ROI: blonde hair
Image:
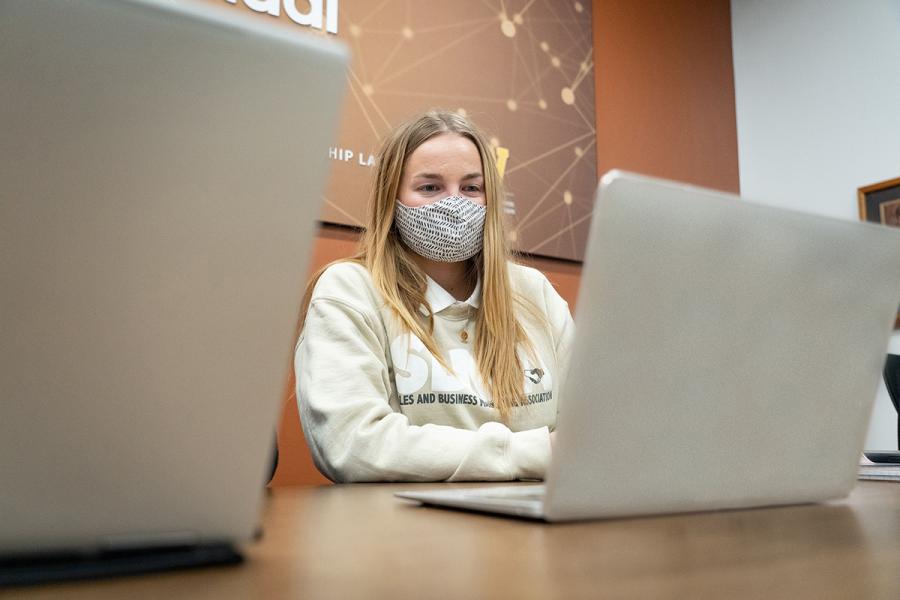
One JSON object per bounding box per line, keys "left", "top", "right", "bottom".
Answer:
{"left": 300, "top": 110, "right": 534, "bottom": 419}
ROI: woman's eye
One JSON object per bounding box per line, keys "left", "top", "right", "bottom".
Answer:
{"left": 464, "top": 185, "right": 482, "bottom": 193}
{"left": 418, "top": 184, "right": 439, "bottom": 193}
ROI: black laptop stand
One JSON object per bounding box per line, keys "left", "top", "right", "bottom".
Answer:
{"left": 885, "top": 354, "right": 900, "bottom": 447}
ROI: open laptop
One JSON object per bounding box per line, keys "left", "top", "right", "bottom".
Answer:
{"left": 397, "top": 171, "right": 900, "bottom": 521}
{"left": 0, "top": 0, "right": 346, "bottom": 580}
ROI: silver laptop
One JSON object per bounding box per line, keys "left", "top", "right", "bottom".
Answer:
{"left": 0, "top": 0, "right": 347, "bottom": 559}
{"left": 397, "top": 171, "right": 900, "bottom": 521}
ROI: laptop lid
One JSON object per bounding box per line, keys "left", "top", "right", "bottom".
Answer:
{"left": 544, "top": 171, "right": 900, "bottom": 521}
{"left": 0, "top": 0, "right": 347, "bottom": 554}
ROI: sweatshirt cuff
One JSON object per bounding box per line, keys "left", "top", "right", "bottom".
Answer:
{"left": 508, "top": 426, "right": 551, "bottom": 480}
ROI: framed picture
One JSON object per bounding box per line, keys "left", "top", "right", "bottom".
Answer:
{"left": 858, "top": 176, "right": 900, "bottom": 226}
{"left": 858, "top": 176, "right": 900, "bottom": 328}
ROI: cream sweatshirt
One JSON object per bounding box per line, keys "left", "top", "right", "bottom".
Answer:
{"left": 295, "top": 261, "right": 574, "bottom": 482}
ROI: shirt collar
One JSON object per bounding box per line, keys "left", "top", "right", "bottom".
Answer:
{"left": 423, "top": 274, "right": 481, "bottom": 313}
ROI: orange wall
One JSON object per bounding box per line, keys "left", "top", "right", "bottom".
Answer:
{"left": 593, "top": 0, "right": 740, "bottom": 193}
{"left": 272, "top": 0, "right": 739, "bottom": 486}
{"left": 270, "top": 226, "right": 358, "bottom": 486}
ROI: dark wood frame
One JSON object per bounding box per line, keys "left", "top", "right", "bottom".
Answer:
{"left": 857, "top": 177, "right": 900, "bottom": 329}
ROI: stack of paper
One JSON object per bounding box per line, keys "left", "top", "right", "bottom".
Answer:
{"left": 858, "top": 464, "right": 900, "bottom": 482}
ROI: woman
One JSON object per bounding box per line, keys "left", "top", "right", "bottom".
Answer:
{"left": 295, "top": 110, "right": 574, "bottom": 482}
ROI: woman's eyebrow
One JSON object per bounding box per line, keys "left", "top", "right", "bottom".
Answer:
{"left": 461, "top": 172, "right": 484, "bottom": 180}
{"left": 411, "top": 172, "right": 443, "bottom": 180}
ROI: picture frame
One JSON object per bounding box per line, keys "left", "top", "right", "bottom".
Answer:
{"left": 859, "top": 176, "right": 900, "bottom": 226}
{"left": 857, "top": 176, "right": 900, "bottom": 329}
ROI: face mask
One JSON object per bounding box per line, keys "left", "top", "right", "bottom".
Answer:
{"left": 394, "top": 195, "right": 487, "bottom": 262}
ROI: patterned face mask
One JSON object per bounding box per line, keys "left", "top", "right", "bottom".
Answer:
{"left": 394, "top": 195, "right": 487, "bottom": 262}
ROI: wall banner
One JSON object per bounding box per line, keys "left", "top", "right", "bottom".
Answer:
{"left": 215, "top": 0, "right": 597, "bottom": 261}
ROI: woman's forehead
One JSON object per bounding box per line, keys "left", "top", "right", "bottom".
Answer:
{"left": 405, "top": 133, "right": 482, "bottom": 175}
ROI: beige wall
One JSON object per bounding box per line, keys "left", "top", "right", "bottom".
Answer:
{"left": 273, "top": 0, "right": 740, "bottom": 486}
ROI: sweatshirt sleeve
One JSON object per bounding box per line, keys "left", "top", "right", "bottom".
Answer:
{"left": 296, "top": 295, "right": 551, "bottom": 483}
{"left": 541, "top": 276, "right": 576, "bottom": 405}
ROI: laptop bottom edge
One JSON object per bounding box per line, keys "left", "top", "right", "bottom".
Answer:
{"left": 0, "top": 542, "right": 244, "bottom": 588}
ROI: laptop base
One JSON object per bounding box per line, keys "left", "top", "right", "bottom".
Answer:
{"left": 396, "top": 485, "right": 547, "bottom": 520}
{"left": 0, "top": 543, "right": 243, "bottom": 588}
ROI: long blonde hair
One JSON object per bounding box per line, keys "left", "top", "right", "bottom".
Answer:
{"left": 301, "top": 110, "right": 533, "bottom": 419}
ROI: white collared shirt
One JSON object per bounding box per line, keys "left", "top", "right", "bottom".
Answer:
{"left": 422, "top": 274, "right": 482, "bottom": 313}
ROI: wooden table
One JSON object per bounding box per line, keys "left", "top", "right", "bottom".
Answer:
{"left": 7, "top": 482, "right": 900, "bottom": 599}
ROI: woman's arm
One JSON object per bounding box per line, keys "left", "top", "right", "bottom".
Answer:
{"left": 542, "top": 277, "right": 575, "bottom": 394}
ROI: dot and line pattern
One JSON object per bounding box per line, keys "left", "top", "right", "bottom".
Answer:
{"left": 212, "top": 0, "right": 597, "bottom": 261}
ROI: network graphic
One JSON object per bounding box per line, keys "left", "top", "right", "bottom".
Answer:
{"left": 215, "top": 0, "right": 597, "bottom": 261}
